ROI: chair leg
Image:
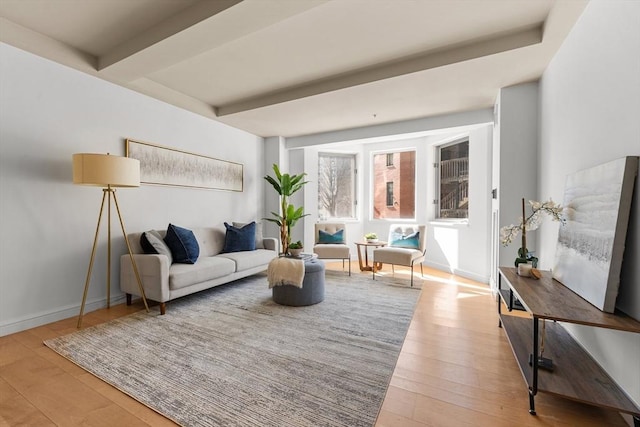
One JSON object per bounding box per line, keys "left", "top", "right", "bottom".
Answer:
{"left": 410, "top": 264, "right": 414, "bottom": 287}
{"left": 420, "top": 263, "right": 424, "bottom": 277}
{"left": 348, "top": 258, "right": 351, "bottom": 276}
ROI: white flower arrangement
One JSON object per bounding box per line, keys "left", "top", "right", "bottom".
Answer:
{"left": 500, "top": 199, "right": 565, "bottom": 248}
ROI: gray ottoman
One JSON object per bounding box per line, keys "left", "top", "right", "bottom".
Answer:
{"left": 272, "top": 258, "right": 325, "bottom": 306}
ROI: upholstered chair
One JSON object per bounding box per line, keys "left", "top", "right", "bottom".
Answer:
{"left": 372, "top": 224, "right": 426, "bottom": 286}
{"left": 313, "top": 223, "right": 351, "bottom": 275}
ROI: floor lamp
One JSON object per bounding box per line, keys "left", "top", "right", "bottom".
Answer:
{"left": 73, "top": 153, "right": 149, "bottom": 328}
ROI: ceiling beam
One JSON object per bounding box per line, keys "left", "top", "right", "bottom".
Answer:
{"left": 98, "top": 0, "right": 329, "bottom": 82}
{"left": 217, "top": 25, "right": 543, "bottom": 117}
{"left": 0, "top": 17, "right": 98, "bottom": 72}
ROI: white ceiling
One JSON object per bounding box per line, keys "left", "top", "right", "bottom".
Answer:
{"left": 0, "top": 0, "right": 587, "bottom": 138}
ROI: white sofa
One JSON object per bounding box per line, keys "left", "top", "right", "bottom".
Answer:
{"left": 120, "top": 227, "right": 277, "bottom": 314}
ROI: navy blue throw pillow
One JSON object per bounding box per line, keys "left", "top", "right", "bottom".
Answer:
{"left": 164, "top": 224, "right": 199, "bottom": 264}
{"left": 223, "top": 221, "right": 256, "bottom": 253}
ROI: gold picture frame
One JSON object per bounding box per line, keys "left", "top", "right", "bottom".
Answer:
{"left": 125, "top": 139, "right": 243, "bottom": 191}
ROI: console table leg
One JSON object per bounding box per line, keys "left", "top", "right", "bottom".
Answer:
{"left": 532, "top": 317, "right": 539, "bottom": 393}
{"left": 528, "top": 392, "right": 536, "bottom": 415}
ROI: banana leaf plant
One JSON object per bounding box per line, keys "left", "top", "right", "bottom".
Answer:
{"left": 263, "top": 164, "right": 309, "bottom": 255}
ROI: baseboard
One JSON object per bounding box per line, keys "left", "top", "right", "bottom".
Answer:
{"left": 0, "top": 294, "right": 126, "bottom": 337}
{"left": 421, "top": 260, "right": 489, "bottom": 284}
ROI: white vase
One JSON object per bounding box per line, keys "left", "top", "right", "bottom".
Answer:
{"left": 517, "top": 263, "right": 532, "bottom": 277}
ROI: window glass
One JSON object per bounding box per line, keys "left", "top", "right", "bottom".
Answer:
{"left": 386, "top": 182, "right": 394, "bottom": 206}
{"left": 318, "top": 153, "right": 357, "bottom": 219}
{"left": 372, "top": 151, "right": 415, "bottom": 219}
{"left": 438, "top": 140, "right": 469, "bottom": 219}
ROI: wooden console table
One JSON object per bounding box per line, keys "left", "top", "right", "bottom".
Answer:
{"left": 497, "top": 267, "right": 640, "bottom": 425}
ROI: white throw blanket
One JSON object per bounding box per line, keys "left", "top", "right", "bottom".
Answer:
{"left": 268, "top": 257, "right": 305, "bottom": 288}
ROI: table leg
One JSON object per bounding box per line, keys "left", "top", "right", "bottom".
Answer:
{"left": 357, "top": 245, "right": 367, "bottom": 271}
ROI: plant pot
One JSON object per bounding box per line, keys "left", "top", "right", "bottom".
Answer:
{"left": 366, "top": 239, "right": 378, "bottom": 243}
{"left": 289, "top": 248, "right": 303, "bottom": 257}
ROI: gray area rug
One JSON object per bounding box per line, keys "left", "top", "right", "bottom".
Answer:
{"left": 45, "top": 271, "right": 420, "bottom": 427}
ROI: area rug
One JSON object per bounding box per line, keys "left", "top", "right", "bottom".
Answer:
{"left": 45, "top": 271, "right": 420, "bottom": 427}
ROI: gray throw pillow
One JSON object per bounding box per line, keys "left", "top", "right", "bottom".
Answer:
{"left": 141, "top": 230, "right": 173, "bottom": 264}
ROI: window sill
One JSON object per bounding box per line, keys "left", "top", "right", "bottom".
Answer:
{"left": 429, "top": 219, "right": 469, "bottom": 227}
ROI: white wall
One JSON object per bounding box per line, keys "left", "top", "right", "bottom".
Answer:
{"left": 0, "top": 43, "right": 264, "bottom": 335}
{"left": 538, "top": 0, "right": 640, "bottom": 410}
{"left": 496, "top": 83, "right": 539, "bottom": 270}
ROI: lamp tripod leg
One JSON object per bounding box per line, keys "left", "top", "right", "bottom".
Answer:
{"left": 107, "top": 189, "right": 111, "bottom": 308}
{"left": 77, "top": 191, "right": 108, "bottom": 328}
{"left": 112, "top": 191, "right": 149, "bottom": 312}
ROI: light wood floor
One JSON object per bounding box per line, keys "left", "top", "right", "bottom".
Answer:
{"left": 0, "top": 264, "right": 628, "bottom": 426}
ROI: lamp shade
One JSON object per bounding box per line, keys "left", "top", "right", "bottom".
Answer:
{"left": 73, "top": 153, "right": 140, "bottom": 187}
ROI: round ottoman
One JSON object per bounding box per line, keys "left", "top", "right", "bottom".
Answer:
{"left": 273, "top": 258, "right": 325, "bottom": 306}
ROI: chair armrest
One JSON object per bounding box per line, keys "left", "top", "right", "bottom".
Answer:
{"left": 120, "top": 253, "right": 170, "bottom": 303}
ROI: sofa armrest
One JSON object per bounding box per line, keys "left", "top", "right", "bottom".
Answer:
{"left": 262, "top": 237, "right": 278, "bottom": 252}
{"left": 120, "top": 254, "right": 170, "bottom": 303}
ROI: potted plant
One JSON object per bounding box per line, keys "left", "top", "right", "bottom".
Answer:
{"left": 365, "top": 232, "right": 378, "bottom": 243}
{"left": 288, "top": 241, "right": 304, "bottom": 257}
{"left": 263, "top": 164, "right": 309, "bottom": 255}
{"left": 500, "top": 198, "right": 565, "bottom": 271}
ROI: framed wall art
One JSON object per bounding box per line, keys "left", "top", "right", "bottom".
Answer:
{"left": 125, "top": 139, "right": 243, "bottom": 192}
{"left": 553, "top": 156, "right": 638, "bottom": 312}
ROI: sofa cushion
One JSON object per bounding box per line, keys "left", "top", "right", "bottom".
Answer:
{"left": 233, "top": 221, "right": 264, "bottom": 249}
{"left": 169, "top": 256, "right": 236, "bottom": 290}
{"left": 389, "top": 231, "right": 420, "bottom": 249}
{"left": 165, "top": 224, "right": 200, "bottom": 264}
{"left": 218, "top": 249, "right": 277, "bottom": 271}
{"left": 318, "top": 228, "right": 344, "bottom": 244}
{"left": 223, "top": 222, "right": 256, "bottom": 253}
{"left": 140, "top": 230, "right": 173, "bottom": 264}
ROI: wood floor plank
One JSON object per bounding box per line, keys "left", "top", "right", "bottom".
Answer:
{"left": 0, "top": 377, "right": 55, "bottom": 426}
{"left": 1, "top": 264, "right": 628, "bottom": 426}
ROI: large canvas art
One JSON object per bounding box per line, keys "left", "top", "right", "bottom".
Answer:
{"left": 553, "top": 156, "right": 638, "bottom": 312}
{"left": 125, "top": 139, "right": 243, "bottom": 191}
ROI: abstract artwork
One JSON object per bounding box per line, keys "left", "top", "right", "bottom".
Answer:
{"left": 125, "top": 139, "right": 243, "bottom": 191}
{"left": 553, "top": 156, "right": 638, "bottom": 312}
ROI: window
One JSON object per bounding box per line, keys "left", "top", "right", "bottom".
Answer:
{"left": 318, "top": 153, "right": 357, "bottom": 219}
{"left": 372, "top": 150, "right": 415, "bottom": 219}
{"left": 437, "top": 139, "right": 469, "bottom": 219}
{"left": 386, "top": 182, "right": 394, "bottom": 206}
{"left": 386, "top": 153, "right": 394, "bottom": 167}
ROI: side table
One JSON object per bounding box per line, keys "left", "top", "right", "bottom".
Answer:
{"left": 354, "top": 241, "right": 387, "bottom": 271}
